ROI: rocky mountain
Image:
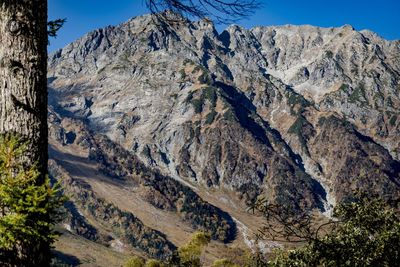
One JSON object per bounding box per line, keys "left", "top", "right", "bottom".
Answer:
{"left": 47, "top": 12, "right": 400, "bottom": 264}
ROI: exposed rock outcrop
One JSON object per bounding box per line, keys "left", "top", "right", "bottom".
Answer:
{"left": 48, "top": 13, "right": 400, "bottom": 260}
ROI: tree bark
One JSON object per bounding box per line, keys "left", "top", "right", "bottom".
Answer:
{"left": 0, "top": 0, "right": 48, "bottom": 180}
{"left": 0, "top": 1, "right": 48, "bottom": 265}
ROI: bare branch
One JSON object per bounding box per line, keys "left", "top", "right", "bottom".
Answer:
{"left": 145, "top": 0, "right": 261, "bottom": 24}
{"left": 251, "top": 198, "right": 338, "bottom": 245}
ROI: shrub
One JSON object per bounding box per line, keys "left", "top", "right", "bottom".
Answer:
{"left": 171, "top": 231, "right": 211, "bottom": 267}
{"left": 389, "top": 115, "right": 397, "bottom": 126}
{"left": 349, "top": 83, "right": 367, "bottom": 104}
{"left": 211, "top": 259, "right": 240, "bottom": 267}
{"left": 191, "top": 99, "right": 204, "bottom": 114}
{"left": 0, "top": 135, "right": 65, "bottom": 266}
{"left": 223, "top": 109, "right": 236, "bottom": 122}
{"left": 205, "top": 110, "right": 218, "bottom": 124}
{"left": 203, "top": 86, "right": 218, "bottom": 107}
{"left": 325, "top": 50, "right": 334, "bottom": 58}
{"left": 145, "top": 259, "right": 166, "bottom": 267}
{"left": 260, "top": 193, "right": 400, "bottom": 267}
{"left": 124, "top": 256, "right": 145, "bottom": 267}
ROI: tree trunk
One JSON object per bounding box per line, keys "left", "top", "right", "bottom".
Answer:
{"left": 0, "top": 0, "right": 48, "bottom": 180}
{"left": 0, "top": 1, "right": 49, "bottom": 266}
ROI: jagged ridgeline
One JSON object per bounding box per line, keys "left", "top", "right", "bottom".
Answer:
{"left": 48, "top": 12, "right": 400, "bottom": 263}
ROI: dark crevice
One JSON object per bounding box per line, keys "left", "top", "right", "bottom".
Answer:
{"left": 215, "top": 81, "right": 305, "bottom": 171}
{"left": 215, "top": 81, "right": 271, "bottom": 146}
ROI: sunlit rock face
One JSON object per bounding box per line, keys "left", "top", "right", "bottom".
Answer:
{"left": 47, "top": 13, "right": 400, "bottom": 260}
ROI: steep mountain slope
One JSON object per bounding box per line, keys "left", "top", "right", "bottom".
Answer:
{"left": 47, "top": 13, "right": 400, "bottom": 263}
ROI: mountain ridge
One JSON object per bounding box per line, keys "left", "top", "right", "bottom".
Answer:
{"left": 47, "top": 13, "right": 400, "bottom": 263}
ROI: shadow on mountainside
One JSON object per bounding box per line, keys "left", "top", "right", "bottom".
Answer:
{"left": 51, "top": 250, "right": 81, "bottom": 266}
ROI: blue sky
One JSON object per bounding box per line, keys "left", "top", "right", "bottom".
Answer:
{"left": 48, "top": 0, "right": 400, "bottom": 52}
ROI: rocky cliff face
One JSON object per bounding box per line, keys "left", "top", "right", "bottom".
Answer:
{"left": 47, "top": 13, "right": 400, "bottom": 262}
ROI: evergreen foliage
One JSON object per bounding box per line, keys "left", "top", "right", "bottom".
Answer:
{"left": 123, "top": 256, "right": 146, "bottom": 267}
{"left": 48, "top": 19, "right": 67, "bottom": 38}
{"left": 211, "top": 259, "right": 240, "bottom": 267}
{"left": 253, "top": 193, "right": 400, "bottom": 267}
{"left": 123, "top": 231, "right": 211, "bottom": 267}
{"left": 0, "top": 136, "right": 65, "bottom": 266}
{"left": 173, "top": 231, "right": 211, "bottom": 267}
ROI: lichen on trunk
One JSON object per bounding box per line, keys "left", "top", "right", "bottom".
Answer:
{"left": 0, "top": 0, "right": 48, "bottom": 180}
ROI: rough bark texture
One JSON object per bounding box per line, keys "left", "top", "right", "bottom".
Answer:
{"left": 0, "top": 0, "right": 48, "bottom": 179}
{"left": 0, "top": 1, "right": 48, "bottom": 266}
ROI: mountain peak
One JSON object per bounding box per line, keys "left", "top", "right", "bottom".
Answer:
{"left": 48, "top": 13, "right": 400, "bottom": 261}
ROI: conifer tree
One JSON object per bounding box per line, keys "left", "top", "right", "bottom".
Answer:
{"left": 0, "top": 136, "right": 64, "bottom": 266}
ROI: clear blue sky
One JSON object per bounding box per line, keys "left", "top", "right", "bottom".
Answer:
{"left": 49, "top": 0, "right": 400, "bottom": 52}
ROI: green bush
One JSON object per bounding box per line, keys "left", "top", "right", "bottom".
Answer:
{"left": 125, "top": 232, "right": 211, "bottom": 267}
{"left": 287, "top": 116, "right": 308, "bottom": 151}
{"left": 0, "top": 135, "right": 65, "bottom": 266}
{"left": 211, "top": 259, "right": 240, "bottom": 267}
{"left": 223, "top": 109, "right": 236, "bottom": 122}
{"left": 203, "top": 86, "right": 218, "bottom": 107}
{"left": 179, "top": 69, "right": 186, "bottom": 80}
{"left": 286, "top": 92, "right": 310, "bottom": 114}
{"left": 124, "top": 256, "right": 145, "bottom": 267}
{"left": 267, "top": 194, "right": 400, "bottom": 267}
{"left": 205, "top": 110, "right": 218, "bottom": 124}
{"left": 173, "top": 231, "right": 211, "bottom": 267}
{"left": 389, "top": 115, "right": 397, "bottom": 126}
{"left": 191, "top": 99, "right": 204, "bottom": 114}
{"left": 325, "top": 50, "right": 334, "bottom": 58}
{"left": 145, "top": 259, "right": 166, "bottom": 267}
{"left": 349, "top": 83, "right": 367, "bottom": 104}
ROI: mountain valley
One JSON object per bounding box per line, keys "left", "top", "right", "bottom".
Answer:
{"left": 47, "top": 13, "right": 400, "bottom": 265}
